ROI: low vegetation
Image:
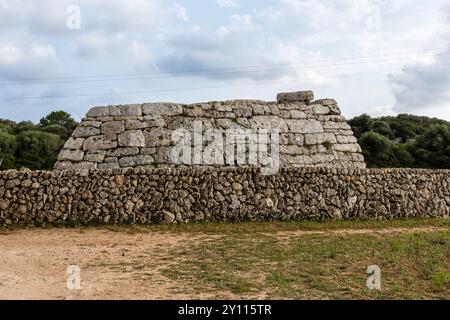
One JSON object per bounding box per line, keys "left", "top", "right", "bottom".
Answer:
{"left": 350, "top": 114, "right": 450, "bottom": 168}
{"left": 0, "top": 111, "right": 77, "bottom": 170}
{"left": 108, "top": 219, "right": 450, "bottom": 299}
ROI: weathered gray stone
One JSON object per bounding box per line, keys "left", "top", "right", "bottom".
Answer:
{"left": 336, "top": 135, "right": 357, "bottom": 144}
{"left": 312, "top": 105, "right": 330, "bottom": 115}
{"left": 290, "top": 110, "right": 307, "bottom": 119}
{"left": 119, "top": 155, "right": 154, "bottom": 167}
{"left": 101, "top": 121, "right": 125, "bottom": 135}
{"left": 110, "top": 104, "right": 142, "bottom": 116}
{"left": 249, "top": 116, "right": 288, "bottom": 132}
{"left": 107, "top": 147, "right": 140, "bottom": 157}
{"left": 118, "top": 130, "right": 146, "bottom": 147}
{"left": 98, "top": 162, "right": 120, "bottom": 170}
{"left": 58, "top": 150, "right": 85, "bottom": 162}
{"left": 73, "top": 126, "right": 101, "bottom": 138}
{"left": 277, "top": 91, "right": 314, "bottom": 103}
{"left": 252, "top": 104, "right": 272, "bottom": 116}
{"left": 142, "top": 116, "right": 165, "bottom": 127}
{"left": 286, "top": 119, "right": 324, "bottom": 134}
{"left": 54, "top": 91, "right": 366, "bottom": 170}
{"left": 74, "top": 161, "right": 97, "bottom": 170}
{"left": 80, "top": 120, "right": 102, "bottom": 128}
{"left": 234, "top": 106, "right": 253, "bottom": 118}
{"left": 142, "top": 103, "right": 182, "bottom": 116}
{"left": 311, "top": 154, "right": 335, "bottom": 163}
{"left": 84, "top": 150, "right": 107, "bottom": 162}
{"left": 163, "top": 210, "right": 176, "bottom": 223}
{"left": 125, "top": 120, "right": 148, "bottom": 130}
{"left": 184, "top": 105, "right": 204, "bottom": 117}
{"left": 87, "top": 106, "right": 110, "bottom": 117}
{"left": 140, "top": 147, "right": 156, "bottom": 155}
{"left": 333, "top": 143, "right": 362, "bottom": 153}
{"left": 63, "top": 138, "right": 85, "bottom": 150}
{"left": 304, "top": 133, "right": 337, "bottom": 145}
{"left": 83, "top": 136, "right": 117, "bottom": 151}
{"left": 3, "top": 164, "right": 450, "bottom": 227}
{"left": 280, "top": 145, "right": 306, "bottom": 155}
{"left": 143, "top": 128, "right": 172, "bottom": 147}
{"left": 313, "top": 99, "right": 337, "bottom": 106}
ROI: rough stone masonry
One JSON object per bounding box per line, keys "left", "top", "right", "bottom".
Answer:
{"left": 54, "top": 91, "right": 366, "bottom": 171}
{"left": 1, "top": 91, "right": 448, "bottom": 226}
{"left": 0, "top": 167, "right": 448, "bottom": 225}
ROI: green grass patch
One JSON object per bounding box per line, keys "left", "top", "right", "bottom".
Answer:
{"left": 160, "top": 227, "right": 449, "bottom": 299}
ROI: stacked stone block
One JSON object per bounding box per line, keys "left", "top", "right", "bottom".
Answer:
{"left": 0, "top": 167, "right": 448, "bottom": 226}
{"left": 54, "top": 91, "right": 366, "bottom": 170}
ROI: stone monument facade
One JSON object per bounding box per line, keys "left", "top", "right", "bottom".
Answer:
{"left": 54, "top": 91, "right": 365, "bottom": 170}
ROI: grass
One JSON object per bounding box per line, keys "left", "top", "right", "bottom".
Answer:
{"left": 99, "top": 218, "right": 450, "bottom": 235}
{"left": 2, "top": 218, "right": 449, "bottom": 299}
{"left": 158, "top": 225, "right": 449, "bottom": 299}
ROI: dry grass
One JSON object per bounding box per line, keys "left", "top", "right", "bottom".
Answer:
{"left": 1, "top": 218, "right": 449, "bottom": 299}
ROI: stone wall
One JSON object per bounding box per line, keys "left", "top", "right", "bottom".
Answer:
{"left": 54, "top": 91, "right": 366, "bottom": 171}
{"left": 0, "top": 167, "right": 448, "bottom": 226}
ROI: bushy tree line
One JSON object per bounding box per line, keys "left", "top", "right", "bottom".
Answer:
{"left": 349, "top": 114, "right": 450, "bottom": 169}
{"left": 0, "top": 111, "right": 77, "bottom": 170}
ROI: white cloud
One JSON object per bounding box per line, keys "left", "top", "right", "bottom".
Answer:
{"left": 217, "top": 0, "right": 238, "bottom": 8}
{"left": 31, "top": 42, "right": 56, "bottom": 60}
{"left": 0, "top": 41, "right": 60, "bottom": 78}
{"left": 0, "top": 0, "right": 165, "bottom": 34}
{"left": 172, "top": 3, "right": 189, "bottom": 21}
{"left": 0, "top": 44, "right": 24, "bottom": 66}
{"left": 217, "top": 14, "right": 254, "bottom": 37}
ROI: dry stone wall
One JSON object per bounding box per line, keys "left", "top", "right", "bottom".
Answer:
{"left": 0, "top": 167, "right": 448, "bottom": 226}
{"left": 54, "top": 91, "right": 366, "bottom": 171}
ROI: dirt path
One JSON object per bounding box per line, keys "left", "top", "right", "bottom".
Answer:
{"left": 0, "top": 226, "right": 446, "bottom": 300}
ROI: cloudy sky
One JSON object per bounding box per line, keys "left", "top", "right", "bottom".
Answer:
{"left": 0, "top": 0, "right": 450, "bottom": 122}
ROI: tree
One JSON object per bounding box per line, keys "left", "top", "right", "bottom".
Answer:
{"left": 390, "top": 120, "right": 418, "bottom": 143}
{"left": 39, "top": 111, "right": 77, "bottom": 140}
{"left": 348, "top": 114, "right": 373, "bottom": 139}
{"left": 414, "top": 125, "right": 450, "bottom": 168}
{"left": 372, "top": 120, "right": 394, "bottom": 139}
{"left": 358, "top": 131, "right": 396, "bottom": 168}
{"left": 14, "top": 130, "right": 64, "bottom": 170}
{"left": 0, "top": 129, "right": 17, "bottom": 169}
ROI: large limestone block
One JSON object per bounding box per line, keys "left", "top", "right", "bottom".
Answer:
{"left": 286, "top": 119, "right": 323, "bottom": 134}
{"left": 304, "top": 132, "right": 337, "bottom": 145}
{"left": 83, "top": 136, "right": 117, "bottom": 151}
{"left": 110, "top": 104, "right": 142, "bottom": 116}
{"left": 63, "top": 138, "right": 85, "bottom": 150}
{"left": 311, "top": 105, "right": 330, "bottom": 115}
{"left": 277, "top": 91, "right": 314, "bottom": 103}
{"left": 58, "top": 149, "right": 84, "bottom": 162}
{"left": 118, "top": 130, "right": 146, "bottom": 147}
{"left": 101, "top": 121, "right": 125, "bottom": 135}
{"left": 73, "top": 126, "right": 101, "bottom": 138}
{"left": 249, "top": 116, "right": 288, "bottom": 132}
{"left": 142, "top": 103, "right": 183, "bottom": 116}
{"left": 86, "top": 106, "right": 110, "bottom": 117}
{"left": 143, "top": 128, "right": 173, "bottom": 147}
{"left": 333, "top": 143, "right": 362, "bottom": 153}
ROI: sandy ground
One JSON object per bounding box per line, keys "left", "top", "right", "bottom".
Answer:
{"left": 0, "top": 226, "right": 446, "bottom": 300}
